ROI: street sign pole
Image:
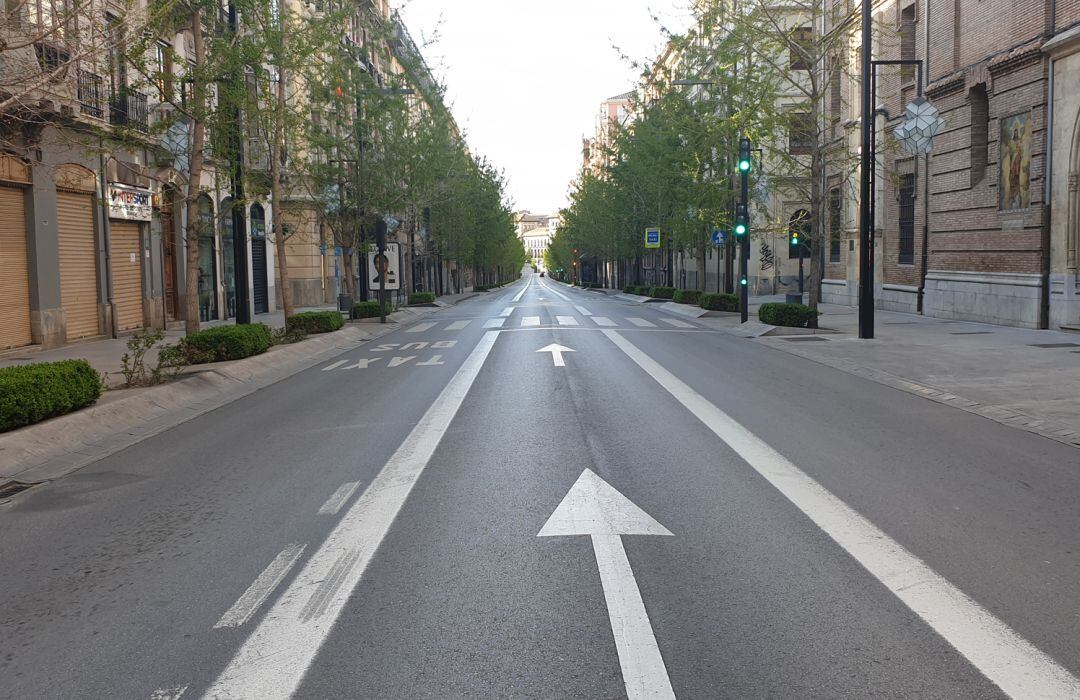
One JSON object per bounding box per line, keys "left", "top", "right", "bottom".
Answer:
{"left": 740, "top": 159, "right": 749, "bottom": 323}
{"left": 376, "top": 218, "right": 387, "bottom": 324}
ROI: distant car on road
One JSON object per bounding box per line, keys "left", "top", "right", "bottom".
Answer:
{"left": 539, "top": 271, "right": 545, "bottom": 277}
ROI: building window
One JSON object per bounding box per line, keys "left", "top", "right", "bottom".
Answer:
{"left": 829, "top": 188, "right": 842, "bottom": 262}
{"left": 788, "top": 112, "right": 814, "bottom": 155}
{"left": 154, "top": 40, "right": 172, "bottom": 100}
{"left": 969, "top": 84, "right": 989, "bottom": 185}
{"left": 789, "top": 26, "right": 813, "bottom": 71}
{"left": 27, "top": 0, "right": 69, "bottom": 43}
{"left": 900, "top": 5, "right": 916, "bottom": 83}
{"left": 197, "top": 195, "right": 218, "bottom": 321}
{"left": 789, "top": 209, "right": 811, "bottom": 259}
{"left": 898, "top": 174, "right": 916, "bottom": 265}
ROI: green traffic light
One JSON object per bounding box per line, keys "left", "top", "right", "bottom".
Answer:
{"left": 738, "top": 159, "right": 750, "bottom": 172}
{"left": 734, "top": 222, "right": 747, "bottom": 236}
{"left": 791, "top": 235, "right": 799, "bottom": 245}
{"left": 740, "top": 277, "right": 747, "bottom": 286}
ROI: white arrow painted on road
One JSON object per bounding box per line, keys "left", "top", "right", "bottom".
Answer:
{"left": 539, "top": 469, "right": 674, "bottom": 700}
{"left": 536, "top": 343, "right": 574, "bottom": 367}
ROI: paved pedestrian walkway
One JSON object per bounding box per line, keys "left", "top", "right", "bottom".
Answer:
{"left": 691, "top": 297, "right": 1080, "bottom": 449}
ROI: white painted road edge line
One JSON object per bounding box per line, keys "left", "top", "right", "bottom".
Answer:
{"left": 203, "top": 331, "right": 502, "bottom": 699}
{"left": 539, "top": 279, "right": 570, "bottom": 301}
{"left": 213, "top": 544, "right": 308, "bottom": 629}
{"left": 317, "top": 481, "right": 360, "bottom": 515}
{"left": 512, "top": 279, "right": 530, "bottom": 303}
{"left": 602, "top": 329, "right": 1080, "bottom": 699}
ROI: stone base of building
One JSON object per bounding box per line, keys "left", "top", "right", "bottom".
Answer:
{"left": 923, "top": 270, "right": 1042, "bottom": 328}
{"left": 822, "top": 279, "right": 857, "bottom": 306}
{"left": 1049, "top": 272, "right": 1080, "bottom": 329}
{"left": 878, "top": 283, "right": 920, "bottom": 314}
{"left": 31, "top": 308, "right": 64, "bottom": 348}
{"left": 290, "top": 278, "right": 337, "bottom": 308}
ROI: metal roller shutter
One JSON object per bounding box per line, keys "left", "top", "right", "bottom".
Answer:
{"left": 0, "top": 186, "right": 32, "bottom": 349}
{"left": 57, "top": 191, "right": 100, "bottom": 340}
{"left": 110, "top": 220, "right": 144, "bottom": 332}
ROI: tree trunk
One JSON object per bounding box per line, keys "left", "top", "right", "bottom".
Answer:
{"left": 183, "top": 8, "right": 207, "bottom": 335}
{"left": 271, "top": 16, "right": 292, "bottom": 319}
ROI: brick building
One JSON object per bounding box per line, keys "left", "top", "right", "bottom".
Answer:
{"left": 830, "top": 0, "right": 1080, "bottom": 328}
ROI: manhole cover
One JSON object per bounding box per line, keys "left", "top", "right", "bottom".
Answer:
{"left": 783, "top": 336, "right": 829, "bottom": 342}
{"left": 950, "top": 331, "right": 993, "bottom": 335}
{"left": 0, "top": 481, "right": 40, "bottom": 499}
{"left": 1028, "top": 343, "right": 1080, "bottom": 349}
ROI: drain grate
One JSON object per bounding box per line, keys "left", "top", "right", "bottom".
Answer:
{"left": 950, "top": 331, "right": 993, "bottom": 335}
{"left": 0, "top": 480, "right": 39, "bottom": 499}
{"left": 783, "top": 336, "right": 829, "bottom": 342}
{"left": 1028, "top": 343, "right": 1080, "bottom": 349}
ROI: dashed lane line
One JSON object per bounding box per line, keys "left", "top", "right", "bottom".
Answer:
{"left": 660, "top": 318, "right": 695, "bottom": 329}
{"left": 445, "top": 320, "right": 471, "bottom": 331}
{"left": 627, "top": 318, "right": 656, "bottom": 328}
{"left": 317, "top": 482, "right": 361, "bottom": 515}
{"left": 213, "top": 544, "right": 308, "bottom": 629}
{"left": 405, "top": 322, "right": 436, "bottom": 333}
{"left": 483, "top": 318, "right": 506, "bottom": 328}
{"left": 522, "top": 316, "right": 541, "bottom": 327}
{"left": 499, "top": 307, "right": 514, "bottom": 317}
{"left": 591, "top": 317, "right": 617, "bottom": 327}
{"left": 556, "top": 316, "right": 579, "bottom": 326}
{"left": 575, "top": 305, "right": 593, "bottom": 316}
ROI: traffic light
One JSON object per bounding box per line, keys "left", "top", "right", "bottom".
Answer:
{"left": 790, "top": 226, "right": 799, "bottom": 247}
{"left": 734, "top": 202, "right": 748, "bottom": 238}
{"left": 738, "top": 137, "right": 751, "bottom": 172}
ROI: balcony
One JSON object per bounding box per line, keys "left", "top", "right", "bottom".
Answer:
{"left": 110, "top": 89, "right": 149, "bottom": 132}
{"left": 77, "top": 71, "right": 105, "bottom": 119}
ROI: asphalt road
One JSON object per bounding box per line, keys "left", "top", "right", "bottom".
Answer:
{"left": 2, "top": 272, "right": 1079, "bottom": 699}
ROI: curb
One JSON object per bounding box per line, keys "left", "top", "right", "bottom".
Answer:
{"left": 614, "top": 294, "right": 650, "bottom": 304}
{"left": 753, "top": 336, "right": 1080, "bottom": 451}
{"left": 0, "top": 302, "right": 464, "bottom": 487}
{"left": 657, "top": 302, "right": 717, "bottom": 319}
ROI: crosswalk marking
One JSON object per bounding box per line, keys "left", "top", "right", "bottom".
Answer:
{"left": 591, "top": 316, "right": 617, "bottom": 327}
{"left": 661, "top": 318, "right": 695, "bottom": 328}
{"left": 556, "top": 316, "right": 579, "bottom": 326}
{"left": 483, "top": 318, "right": 506, "bottom": 328}
{"left": 574, "top": 305, "right": 593, "bottom": 316}
{"left": 499, "top": 307, "right": 514, "bottom": 317}
{"left": 627, "top": 317, "right": 656, "bottom": 328}
{"left": 522, "top": 316, "right": 541, "bottom": 327}
{"left": 405, "top": 322, "right": 436, "bottom": 333}
{"left": 445, "top": 320, "right": 471, "bottom": 331}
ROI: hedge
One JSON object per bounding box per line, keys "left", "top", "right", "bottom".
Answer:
{"left": 649, "top": 286, "right": 676, "bottom": 299}
{"left": 0, "top": 359, "right": 103, "bottom": 432}
{"left": 673, "top": 289, "right": 702, "bottom": 305}
{"left": 180, "top": 324, "right": 273, "bottom": 363}
{"left": 286, "top": 310, "right": 343, "bottom": 335}
{"left": 623, "top": 285, "right": 638, "bottom": 294}
{"left": 352, "top": 300, "right": 393, "bottom": 318}
{"left": 408, "top": 292, "right": 436, "bottom": 305}
{"left": 700, "top": 293, "right": 740, "bottom": 312}
{"left": 758, "top": 302, "right": 820, "bottom": 328}
{"left": 633, "top": 285, "right": 650, "bottom": 296}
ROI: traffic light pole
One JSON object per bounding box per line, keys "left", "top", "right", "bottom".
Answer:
{"left": 858, "top": 0, "right": 874, "bottom": 338}
{"left": 739, "top": 166, "right": 749, "bottom": 323}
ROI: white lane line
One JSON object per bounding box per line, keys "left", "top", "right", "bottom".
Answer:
{"left": 592, "top": 316, "right": 617, "bottom": 327}
{"left": 149, "top": 686, "right": 188, "bottom": 700}
{"left": 405, "top": 322, "right": 436, "bottom": 333}
{"left": 317, "top": 481, "right": 360, "bottom": 515}
{"left": 556, "top": 316, "right": 579, "bottom": 326}
{"left": 602, "top": 329, "right": 1080, "bottom": 699}
{"left": 483, "top": 318, "right": 505, "bottom": 328}
{"left": 499, "top": 307, "right": 514, "bottom": 317}
{"left": 204, "top": 331, "right": 502, "bottom": 699}
{"left": 445, "top": 320, "right": 471, "bottom": 331}
{"left": 627, "top": 317, "right": 656, "bottom": 328}
{"left": 539, "top": 280, "right": 570, "bottom": 301}
{"left": 660, "top": 318, "right": 694, "bottom": 329}
{"left": 575, "top": 305, "right": 593, "bottom": 316}
{"left": 321, "top": 360, "right": 347, "bottom": 372}
{"left": 512, "top": 280, "right": 530, "bottom": 303}
{"left": 522, "top": 316, "right": 541, "bottom": 327}
{"left": 213, "top": 544, "right": 307, "bottom": 630}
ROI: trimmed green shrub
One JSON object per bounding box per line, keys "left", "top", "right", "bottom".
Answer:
{"left": 408, "top": 292, "right": 436, "bottom": 305}
{"left": 759, "top": 302, "right": 820, "bottom": 328}
{"left": 474, "top": 285, "right": 490, "bottom": 292}
{"left": 622, "top": 285, "right": 637, "bottom": 294}
{"left": 700, "top": 293, "right": 740, "bottom": 312}
{"left": 649, "top": 286, "right": 676, "bottom": 299}
{"left": 180, "top": 324, "right": 273, "bottom": 363}
{"left": 286, "top": 310, "right": 344, "bottom": 335}
{"left": 352, "top": 300, "right": 393, "bottom": 318}
{"left": 673, "top": 289, "right": 702, "bottom": 305}
{"left": 0, "top": 359, "right": 103, "bottom": 431}
{"left": 633, "top": 285, "right": 650, "bottom": 296}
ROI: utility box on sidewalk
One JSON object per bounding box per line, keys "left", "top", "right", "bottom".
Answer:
{"left": 786, "top": 292, "right": 804, "bottom": 304}
{"left": 338, "top": 294, "right": 352, "bottom": 312}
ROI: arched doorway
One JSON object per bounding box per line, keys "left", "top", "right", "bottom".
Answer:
{"left": 250, "top": 203, "right": 269, "bottom": 314}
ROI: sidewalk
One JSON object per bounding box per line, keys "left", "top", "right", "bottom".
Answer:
{"left": 689, "top": 297, "right": 1080, "bottom": 449}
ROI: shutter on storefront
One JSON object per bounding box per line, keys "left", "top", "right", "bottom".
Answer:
{"left": 0, "top": 185, "right": 32, "bottom": 349}
{"left": 111, "top": 220, "right": 144, "bottom": 332}
{"left": 57, "top": 191, "right": 100, "bottom": 339}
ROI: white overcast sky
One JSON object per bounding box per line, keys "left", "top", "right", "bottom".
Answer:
{"left": 395, "top": 1, "right": 694, "bottom": 215}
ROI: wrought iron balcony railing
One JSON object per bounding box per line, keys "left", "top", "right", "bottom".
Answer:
{"left": 109, "top": 89, "right": 149, "bottom": 132}
{"left": 77, "top": 71, "right": 104, "bottom": 119}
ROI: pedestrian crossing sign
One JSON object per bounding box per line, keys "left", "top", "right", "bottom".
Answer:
{"left": 645, "top": 228, "right": 661, "bottom": 249}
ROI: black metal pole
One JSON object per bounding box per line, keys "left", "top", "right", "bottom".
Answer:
{"left": 858, "top": 0, "right": 874, "bottom": 338}
{"left": 740, "top": 165, "right": 749, "bottom": 323}
{"left": 376, "top": 218, "right": 387, "bottom": 324}
{"left": 799, "top": 252, "right": 805, "bottom": 296}
{"left": 229, "top": 1, "right": 250, "bottom": 324}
